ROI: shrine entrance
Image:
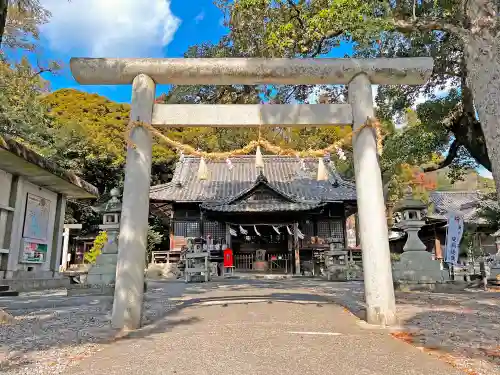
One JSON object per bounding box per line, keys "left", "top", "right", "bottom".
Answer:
{"left": 70, "top": 56, "right": 434, "bottom": 329}
{"left": 229, "top": 224, "right": 292, "bottom": 273}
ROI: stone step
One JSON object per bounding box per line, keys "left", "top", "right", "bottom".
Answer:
{"left": 0, "top": 290, "right": 19, "bottom": 297}
{"left": 0, "top": 285, "right": 9, "bottom": 292}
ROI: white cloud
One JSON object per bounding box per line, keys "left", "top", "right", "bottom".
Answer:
{"left": 478, "top": 166, "right": 493, "bottom": 179}
{"left": 194, "top": 11, "right": 205, "bottom": 24}
{"left": 41, "top": 0, "right": 181, "bottom": 57}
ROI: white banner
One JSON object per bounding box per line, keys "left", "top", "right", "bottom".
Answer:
{"left": 444, "top": 212, "right": 464, "bottom": 265}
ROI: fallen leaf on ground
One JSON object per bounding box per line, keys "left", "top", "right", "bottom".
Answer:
{"left": 391, "top": 331, "right": 414, "bottom": 344}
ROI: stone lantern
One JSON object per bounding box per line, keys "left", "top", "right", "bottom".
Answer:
{"left": 86, "top": 188, "right": 122, "bottom": 286}
{"left": 393, "top": 186, "right": 427, "bottom": 252}
{"left": 392, "top": 186, "right": 449, "bottom": 290}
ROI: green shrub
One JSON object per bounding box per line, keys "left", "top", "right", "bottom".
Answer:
{"left": 84, "top": 231, "right": 108, "bottom": 264}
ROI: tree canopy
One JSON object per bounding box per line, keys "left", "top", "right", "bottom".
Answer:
{"left": 215, "top": 0, "right": 496, "bottom": 181}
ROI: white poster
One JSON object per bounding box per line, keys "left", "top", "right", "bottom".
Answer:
{"left": 23, "top": 193, "right": 51, "bottom": 242}
{"left": 444, "top": 212, "right": 464, "bottom": 265}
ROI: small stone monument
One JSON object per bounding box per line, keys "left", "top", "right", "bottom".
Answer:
{"left": 488, "top": 230, "right": 500, "bottom": 283}
{"left": 69, "top": 188, "right": 122, "bottom": 296}
{"left": 324, "top": 237, "right": 362, "bottom": 281}
{"left": 392, "top": 186, "right": 449, "bottom": 290}
{"left": 87, "top": 188, "right": 122, "bottom": 284}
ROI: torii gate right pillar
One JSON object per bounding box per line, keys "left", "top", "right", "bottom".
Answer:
{"left": 349, "top": 74, "right": 396, "bottom": 325}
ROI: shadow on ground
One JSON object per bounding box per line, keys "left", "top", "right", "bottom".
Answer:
{"left": 393, "top": 290, "right": 500, "bottom": 373}
{"left": 2, "top": 278, "right": 499, "bottom": 374}
{"left": 0, "top": 279, "right": 360, "bottom": 373}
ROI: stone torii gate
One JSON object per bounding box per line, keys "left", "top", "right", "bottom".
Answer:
{"left": 70, "top": 57, "right": 433, "bottom": 330}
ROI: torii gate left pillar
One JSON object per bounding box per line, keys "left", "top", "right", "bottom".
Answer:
{"left": 70, "top": 57, "right": 433, "bottom": 330}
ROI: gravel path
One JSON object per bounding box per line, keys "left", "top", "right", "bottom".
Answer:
{"left": 0, "top": 279, "right": 499, "bottom": 375}
{"left": 0, "top": 281, "right": 187, "bottom": 375}
{"left": 312, "top": 281, "right": 500, "bottom": 375}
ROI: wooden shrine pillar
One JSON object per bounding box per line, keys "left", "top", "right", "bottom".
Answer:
{"left": 294, "top": 222, "right": 300, "bottom": 275}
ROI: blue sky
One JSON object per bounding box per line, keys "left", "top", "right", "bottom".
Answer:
{"left": 20, "top": 0, "right": 355, "bottom": 103}
{"left": 25, "top": 0, "right": 230, "bottom": 102}
{"left": 10, "top": 0, "right": 493, "bottom": 179}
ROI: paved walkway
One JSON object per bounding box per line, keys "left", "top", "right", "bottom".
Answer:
{"left": 67, "top": 282, "right": 462, "bottom": 375}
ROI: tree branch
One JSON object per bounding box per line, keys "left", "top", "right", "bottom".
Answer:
{"left": 286, "top": 0, "right": 304, "bottom": 29}
{"left": 421, "top": 139, "right": 460, "bottom": 172}
{"left": 393, "top": 18, "right": 468, "bottom": 39}
{"left": 440, "top": 104, "right": 491, "bottom": 171}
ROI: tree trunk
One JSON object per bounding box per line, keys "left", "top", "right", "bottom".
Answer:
{"left": 0, "top": 0, "right": 7, "bottom": 48}
{"left": 464, "top": 0, "right": 500, "bottom": 200}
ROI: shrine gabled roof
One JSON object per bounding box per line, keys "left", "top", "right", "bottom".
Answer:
{"left": 150, "top": 155, "right": 356, "bottom": 203}
{"left": 427, "top": 191, "right": 487, "bottom": 224}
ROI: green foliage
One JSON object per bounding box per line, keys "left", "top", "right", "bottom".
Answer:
{"left": 218, "top": 0, "right": 492, "bottom": 181}
{"left": 146, "top": 226, "right": 164, "bottom": 264}
{"left": 0, "top": 57, "right": 53, "bottom": 147}
{"left": 147, "top": 226, "right": 163, "bottom": 253}
{"left": 84, "top": 231, "right": 107, "bottom": 264}
{"left": 390, "top": 253, "right": 401, "bottom": 262}
{"left": 476, "top": 191, "right": 500, "bottom": 229}
{"left": 2, "top": 0, "right": 51, "bottom": 50}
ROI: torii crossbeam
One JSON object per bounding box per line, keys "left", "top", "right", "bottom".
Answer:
{"left": 70, "top": 57, "right": 433, "bottom": 330}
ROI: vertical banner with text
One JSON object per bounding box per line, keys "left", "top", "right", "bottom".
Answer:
{"left": 444, "top": 212, "right": 464, "bottom": 265}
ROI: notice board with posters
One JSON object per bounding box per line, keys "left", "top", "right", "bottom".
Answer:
{"left": 21, "top": 193, "right": 51, "bottom": 263}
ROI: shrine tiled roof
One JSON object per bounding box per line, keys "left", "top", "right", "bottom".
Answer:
{"left": 427, "top": 191, "right": 487, "bottom": 224}
{"left": 200, "top": 201, "right": 327, "bottom": 213}
{"left": 150, "top": 155, "right": 356, "bottom": 203}
{"left": 0, "top": 134, "right": 98, "bottom": 198}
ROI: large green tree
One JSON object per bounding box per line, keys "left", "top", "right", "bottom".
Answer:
{"left": 217, "top": 0, "right": 499, "bottom": 194}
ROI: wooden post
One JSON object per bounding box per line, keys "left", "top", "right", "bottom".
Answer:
{"left": 294, "top": 222, "right": 300, "bottom": 275}
{"left": 225, "top": 223, "right": 231, "bottom": 249}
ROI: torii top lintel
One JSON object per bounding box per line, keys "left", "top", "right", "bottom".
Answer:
{"left": 70, "top": 57, "right": 433, "bottom": 86}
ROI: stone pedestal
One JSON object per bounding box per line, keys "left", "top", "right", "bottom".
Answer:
{"left": 393, "top": 250, "right": 450, "bottom": 290}
{"left": 86, "top": 228, "right": 119, "bottom": 286}
{"left": 76, "top": 188, "right": 122, "bottom": 296}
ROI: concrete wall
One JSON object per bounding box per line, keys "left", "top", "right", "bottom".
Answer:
{"left": 0, "top": 171, "right": 68, "bottom": 290}
{"left": 0, "top": 169, "right": 13, "bottom": 268}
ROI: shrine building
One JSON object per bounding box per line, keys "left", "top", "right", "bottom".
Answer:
{"left": 150, "top": 155, "right": 358, "bottom": 274}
